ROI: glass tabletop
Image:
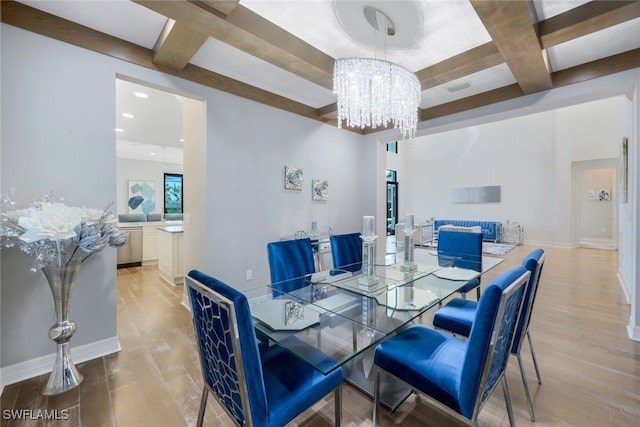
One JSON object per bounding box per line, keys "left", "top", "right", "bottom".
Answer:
{"left": 247, "top": 250, "right": 503, "bottom": 374}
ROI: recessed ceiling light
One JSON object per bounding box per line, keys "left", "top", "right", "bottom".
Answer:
{"left": 134, "top": 92, "right": 149, "bottom": 98}
{"left": 122, "top": 113, "right": 135, "bottom": 119}
{"left": 115, "top": 128, "right": 124, "bottom": 132}
{"left": 179, "top": 138, "right": 184, "bottom": 143}
{"left": 150, "top": 152, "right": 156, "bottom": 156}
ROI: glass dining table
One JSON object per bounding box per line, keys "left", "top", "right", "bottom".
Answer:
{"left": 246, "top": 248, "right": 504, "bottom": 409}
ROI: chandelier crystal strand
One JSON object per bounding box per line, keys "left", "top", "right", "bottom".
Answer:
{"left": 334, "top": 57, "right": 420, "bottom": 139}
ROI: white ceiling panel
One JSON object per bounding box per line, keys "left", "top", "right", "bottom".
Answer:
{"left": 420, "top": 63, "right": 517, "bottom": 109}
{"left": 21, "top": 0, "right": 167, "bottom": 49}
{"left": 533, "top": 0, "right": 591, "bottom": 20}
{"left": 116, "top": 79, "right": 183, "bottom": 150}
{"left": 190, "top": 37, "right": 336, "bottom": 109}
{"left": 241, "top": 0, "right": 492, "bottom": 71}
{"left": 547, "top": 18, "right": 640, "bottom": 72}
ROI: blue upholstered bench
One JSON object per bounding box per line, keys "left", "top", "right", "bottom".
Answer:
{"left": 433, "top": 219, "right": 502, "bottom": 242}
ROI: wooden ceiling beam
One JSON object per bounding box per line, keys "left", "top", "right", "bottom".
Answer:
{"left": 470, "top": 0, "right": 552, "bottom": 94}
{"left": 133, "top": 0, "right": 335, "bottom": 89}
{"left": 540, "top": 0, "right": 640, "bottom": 49}
{"left": 552, "top": 48, "right": 640, "bottom": 88}
{"left": 420, "top": 84, "right": 524, "bottom": 122}
{"left": 152, "top": 19, "right": 208, "bottom": 70}
{"left": 199, "top": 0, "right": 239, "bottom": 16}
{"left": 416, "top": 42, "right": 504, "bottom": 90}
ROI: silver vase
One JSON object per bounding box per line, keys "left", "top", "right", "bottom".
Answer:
{"left": 41, "top": 262, "right": 84, "bottom": 395}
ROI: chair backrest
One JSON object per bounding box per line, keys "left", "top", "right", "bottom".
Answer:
{"left": 437, "top": 229, "right": 483, "bottom": 272}
{"left": 458, "top": 266, "right": 529, "bottom": 419}
{"left": 330, "top": 232, "right": 362, "bottom": 272}
{"left": 186, "top": 270, "right": 268, "bottom": 427}
{"left": 512, "top": 249, "right": 545, "bottom": 354}
{"left": 267, "top": 238, "right": 315, "bottom": 296}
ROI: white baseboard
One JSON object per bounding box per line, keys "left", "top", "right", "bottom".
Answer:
{"left": 0, "top": 336, "right": 120, "bottom": 391}
{"left": 627, "top": 322, "right": 640, "bottom": 342}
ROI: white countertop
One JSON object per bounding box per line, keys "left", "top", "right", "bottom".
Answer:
{"left": 157, "top": 225, "right": 183, "bottom": 233}
{"left": 117, "top": 220, "right": 183, "bottom": 228}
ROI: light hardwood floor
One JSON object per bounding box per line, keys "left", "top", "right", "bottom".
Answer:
{"left": 2, "top": 245, "right": 639, "bottom": 426}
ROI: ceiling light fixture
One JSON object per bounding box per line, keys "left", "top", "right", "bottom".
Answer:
{"left": 333, "top": 6, "right": 420, "bottom": 139}
{"left": 115, "top": 128, "right": 124, "bottom": 133}
{"left": 134, "top": 92, "right": 149, "bottom": 98}
{"left": 122, "top": 113, "right": 135, "bottom": 119}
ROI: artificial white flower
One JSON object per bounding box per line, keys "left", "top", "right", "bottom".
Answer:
{"left": 1, "top": 192, "right": 127, "bottom": 270}
{"left": 17, "top": 203, "right": 83, "bottom": 243}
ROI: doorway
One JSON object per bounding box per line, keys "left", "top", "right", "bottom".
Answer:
{"left": 572, "top": 159, "right": 618, "bottom": 250}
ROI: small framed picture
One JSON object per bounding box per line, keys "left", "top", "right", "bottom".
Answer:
{"left": 312, "top": 179, "right": 328, "bottom": 201}
{"left": 284, "top": 165, "right": 303, "bottom": 190}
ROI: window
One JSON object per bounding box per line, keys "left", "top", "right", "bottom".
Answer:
{"left": 386, "top": 141, "right": 398, "bottom": 154}
{"left": 164, "top": 173, "right": 183, "bottom": 214}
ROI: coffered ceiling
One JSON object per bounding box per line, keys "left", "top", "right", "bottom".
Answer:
{"left": 3, "top": 0, "right": 640, "bottom": 141}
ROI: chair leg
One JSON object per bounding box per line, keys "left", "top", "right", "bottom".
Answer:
{"left": 373, "top": 368, "right": 381, "bottom": 427}
{"left": 527, "top": 330, "right": 543, "bottom": 385}
{"left": 334, "top": 385, "right": 342, "bottom": 427}
{"left": 476, "top": 286, "right": 481, "bottom": 300}
{"left": 517, "top": 353, "right": 536, "bottom": 421}
{"left": 196, "top": 387, "right": 208, "bottom": 427}
{"left": 502, "top": 376, "right": 516, "bottom": 427}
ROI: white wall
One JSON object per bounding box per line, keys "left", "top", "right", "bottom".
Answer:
{"left": 116, "top": 158, "right": 183, "bottom": 215}
{"left": 0, "top": 24, "right": 370, "bottom": 383}
{"left": 403, "top": 96, "right": 625, "bottom": 247}
{"left": 578, "top": 168, "right": 615, "bottom": 241}
{"left": 203, "top": 89, "right": 370, "bottom": 288}
{"left": 1, "top": 26, "right": 120, "bottom": 373}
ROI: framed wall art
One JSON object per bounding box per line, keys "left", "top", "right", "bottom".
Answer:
{"left": 284, "top": 165, "right": 303, "bottom": 190}
{"left": 312, "top": 179, "right": 328, "bottom": 201}
{"left": 128, "top": 180, "right": 156, "bottom": 214}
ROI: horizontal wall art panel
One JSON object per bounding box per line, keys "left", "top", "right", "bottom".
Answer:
{"left": 452, "top": 185, "right": 501, "bottom": 204}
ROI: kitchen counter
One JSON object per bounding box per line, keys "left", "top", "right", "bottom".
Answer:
{"left": 157, "top": 225, "right": 183, "bottom": 233}
{"left": 157, "top": 224, "right": 185, "bottom": 285}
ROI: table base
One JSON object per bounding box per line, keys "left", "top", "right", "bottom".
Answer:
{"left": 341, "top": 347, "right": 412, "bottom": 411}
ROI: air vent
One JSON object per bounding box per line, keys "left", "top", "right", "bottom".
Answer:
{"left": 447, "top": 83, "right": 471, "bottom": 93}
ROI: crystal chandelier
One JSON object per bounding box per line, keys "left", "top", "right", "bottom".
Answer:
{"left": 333, "top": 8, "right": 421, "bottom": 139}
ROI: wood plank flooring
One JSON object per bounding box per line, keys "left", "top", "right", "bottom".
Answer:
{"left": 2, "top": 245, "right": 639, "bottom": 426}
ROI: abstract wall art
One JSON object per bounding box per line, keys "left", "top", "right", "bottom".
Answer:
{"left": 312, "top": 179, "right": 328, "bottom": 201}
{"left": 284, "top": 165, "right": 303, "bottom": 190}
{"left": 128, "top": 180, "right": 156, "bottom": 214}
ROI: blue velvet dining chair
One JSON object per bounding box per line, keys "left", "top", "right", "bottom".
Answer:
{"left": 267, "top": 237, "right": 360, "bottom": 350}
{"left": 373, "top": 266, "right": 530, "bottom": 427}
{"left": 330, "top": 232, "right": 362, "bottom": 272}
{"left": 432, "top": 248, "right": 546, "bottom": 421}
{"left": 267, "top": 238, "right": 316, "bottom": 296}
{"left": 186, "top": 270, "right": 343, "bottom": 427}
{"left": 437, "top": 229, "right": 484, "bottom": 299}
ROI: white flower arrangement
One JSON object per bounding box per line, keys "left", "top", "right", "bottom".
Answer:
{"left": 0, "top": 191, "right": 127, "bottom": 271}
